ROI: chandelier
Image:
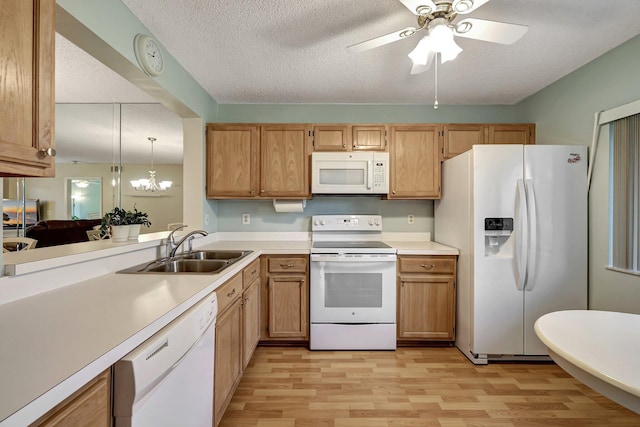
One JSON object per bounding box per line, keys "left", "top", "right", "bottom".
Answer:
{"left": 130, "top": 137, "right": 173, "bottom": 192}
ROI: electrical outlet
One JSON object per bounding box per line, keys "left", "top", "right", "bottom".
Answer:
{"left": 408, "top": 214, "right": 415, "bottom": 225}
{"left": 242, "top": 212, "right": 250, "bottom": 225}
{"left": 204, "top": 213, "right": 210, "bottom": 226}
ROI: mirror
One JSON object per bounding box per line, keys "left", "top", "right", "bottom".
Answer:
{"left": 67, "top": 178, "right": 102, "bottom": 220}
{"left": 1, "top": 33, "right": 184, "bottom": 242}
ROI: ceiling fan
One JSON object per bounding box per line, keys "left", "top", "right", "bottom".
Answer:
{"left": 347, "top": 0, "right": 529, "bottom": 75}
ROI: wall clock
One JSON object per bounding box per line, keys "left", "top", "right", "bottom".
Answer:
{"left": 133, "top": 34, "right": 164, "bottom": 77}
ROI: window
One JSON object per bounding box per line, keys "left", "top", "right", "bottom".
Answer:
{"left": 610, "top": 113, "right": 640, "bottom": 272}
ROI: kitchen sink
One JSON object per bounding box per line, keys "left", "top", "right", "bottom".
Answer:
{"left": 117, "top": 250, "right": 252, "bottom": 274}
{"left": 179, "top": 250, "right": 251, "bottom": 261}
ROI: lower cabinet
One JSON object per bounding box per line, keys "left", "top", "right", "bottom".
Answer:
{"left": 397, "top": 255, "right": 457, "bottom": 342}
{"left": 260, "top": 255, "right": 309, "bottom": 342}
{"left": 32, "top": 369, "right": 111, "bottom": 427}
{"left": 214, "top": 258, "right": 261, "bottom": 426}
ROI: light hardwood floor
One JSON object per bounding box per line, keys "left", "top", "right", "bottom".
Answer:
{"left": 220, "top": 346, "right": 640, "bottom": 427}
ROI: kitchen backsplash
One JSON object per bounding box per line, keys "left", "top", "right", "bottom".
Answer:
{"left": 214, "top": 197, "right": 434, "bottom": 233}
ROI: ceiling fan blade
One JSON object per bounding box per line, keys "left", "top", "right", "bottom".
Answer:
{"left": 398, "top": 0, "right": 437, "bottom": 16}
{"left": 410, "top": 51, "right": 435, "bottom": 75}
{"left": 454, "top": 18, "right": 528, "bottom": 45}
{"left": 347, "top": 27, "right": 419, "bottom": 53}
{"left": 451, "top": 0, "right": 490, "bottom": 14}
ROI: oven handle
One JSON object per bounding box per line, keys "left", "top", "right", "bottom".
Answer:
{"left": 310, "top": 254, "right": 397, "bottom": 262}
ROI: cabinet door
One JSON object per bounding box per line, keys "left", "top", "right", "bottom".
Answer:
{"left": 35, "top": 369, "right": 111, "bottom": 427}
{"left": 312, "top": 125, "right": 349, "bottom": 151}
{"left": 487, "top": 124, "right": 535, "bottom": 145}
{"left": 206, "top": 125, "right": 259, "bottom": 198}
{"left": 352, "top": 125, "right": 387, "bottom": 151}
{"left": 389, "top": 125, "right": 441, "bottom": 199}
{"left": 214, "top": 298, "right": 242, "bottom": 426}
{"left": 267, "top": 275, "right": 308, "bottom": 339}
{"left": 242, "top": 278, "right": 260, "bottom": 369}
{"left": 398, "top": 276, "right": 455, "bottom": 340}
{"left": 443, "top": 124, "right": 484, "bottom": 160}
{"left": 260, "top": 124, "right": 310, "bottom": 198}
{"left": 0, "top": 0, "right": 55, "bottom": 177}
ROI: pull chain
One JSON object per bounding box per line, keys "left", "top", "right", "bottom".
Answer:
{"left": 434, "top": 52, "right": 439, "bottom": 110}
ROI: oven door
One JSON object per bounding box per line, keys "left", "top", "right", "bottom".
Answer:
{"left": 310, "top": 253, "right": 397, "bottom": 323}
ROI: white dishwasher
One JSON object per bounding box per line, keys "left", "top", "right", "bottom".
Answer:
{"left": 113, "top": 292, "right": 217, "bottom": 427}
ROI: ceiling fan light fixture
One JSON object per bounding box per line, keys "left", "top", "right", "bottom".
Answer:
{"left": 428, "top": 20, "right": 463, "bottom": 63}
{"left": 408, "top": 36, "right": 432, "bottom": 65}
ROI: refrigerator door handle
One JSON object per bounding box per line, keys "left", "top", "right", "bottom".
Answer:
{"left": 515, "top": 179, "right": 529, "bottom": 291}
{"left": 524, "top": 179, "right": 538, "bottom": 291}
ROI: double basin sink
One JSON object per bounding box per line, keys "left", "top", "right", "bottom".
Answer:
{"left": 118, "top": 250, "right": 252, "bottom": 274}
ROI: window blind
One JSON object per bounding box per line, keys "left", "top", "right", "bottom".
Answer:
{"left": 611, "top": 113, "right": 640, "bottom": 272}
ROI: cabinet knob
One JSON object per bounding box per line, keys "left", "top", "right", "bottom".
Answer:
{"left": 38, "top": 147, "right": 57, "bottom": 158}
{"left": 420, "top": 264, "right": 436, "bottom": 270}
{"left": 261, "top": 189, "right": 265, "bottom": 193}
{"left": 250, "top": 189, "right": 255, "bottom": 195}
{"left": 392, "top": 190, "right": 396, "bottom": 194}
{"left": 342, "top": 142, "right": 346, "bottom": 148}
{"left": 227, "top": 288, "right": 236, "bottom": 297}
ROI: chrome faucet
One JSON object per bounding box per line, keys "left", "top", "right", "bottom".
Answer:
{"left": 168, "top": 228, "right": 209, "bottom": 257}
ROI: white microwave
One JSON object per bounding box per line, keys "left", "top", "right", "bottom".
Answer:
{"left": 311, "top": 152, "right": 389, "bottom": 194}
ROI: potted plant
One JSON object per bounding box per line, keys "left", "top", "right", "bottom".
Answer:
{"left": 126, "top": 206, "right": 152, "bottom": 240}
{"left": 101, "top": 207, "right": 130, "bottom": 242}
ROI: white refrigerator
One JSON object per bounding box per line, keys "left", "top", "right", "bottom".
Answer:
{"left": 434, "top": 145, "right": 587, "bottom": 365}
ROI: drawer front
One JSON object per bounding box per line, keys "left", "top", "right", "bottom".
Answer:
{"left": 243, "top": 258, "right": 261, "bottom": 288}
{"left": 399, "top": 256, "right": 455, "bottom": 274}
{"left": 268, "top": 257, "right": 307, "bottom": 273}
{"left": 217, "top": 272, "right": 243, "bottom": 314}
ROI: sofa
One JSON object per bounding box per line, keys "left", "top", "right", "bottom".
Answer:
{"left": 25, "top": 219, "right": 103, "bottom": 248}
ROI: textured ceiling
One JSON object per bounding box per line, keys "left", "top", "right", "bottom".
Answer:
{"left": 119, "top": 0, "right": 640, "bottom": 105}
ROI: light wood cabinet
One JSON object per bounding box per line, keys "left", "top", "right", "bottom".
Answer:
{"left": 312, "top": 125, "right": 350, "bottom": 151}
{"left": 214, "top": 273, "right": 243, "bottom": 427}
{"left": 0, "top": 0, "right": 56, "bottom": 177}
{"left": 397, "top": 255, "right": 457, "bottom": 342}
{"left": 487, "top": 124, "right": 535, "bottom": 145}
{"left": 352, "top": 125, "right": 387, "bottom": 151}
{"left": 389, "top": 125, "right": 442, "bottom": 199}
{"left": 260, "top": 124, "right": 310, "bottom": 198}
{"left": 207, "top": 124, "right": 310, "bottom": 199}
{"left": 206, "top": 124, "right": 259, "bottom": 198}
{"left": 311, "top": 124, "right": 387, "bottom": 152}
{"left": 242, "top": 258, "right": 260, "bottom": 369}
{"left": 442, "top": 123, "right": 536, "bottom": 160}
{"left": 260, "top": 255, "right": 309, "bottom": 342}
{"left": 32, "top": 369, "right": 111, "bottom": 427}
{"left": 443, "top": 124, "right": 485, "bottom": 160}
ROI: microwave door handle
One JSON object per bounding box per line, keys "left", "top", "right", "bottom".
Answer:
{"left": 367, "top": 160, "right": 373, "bottom": 190}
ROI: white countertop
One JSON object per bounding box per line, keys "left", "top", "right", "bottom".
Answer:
{"left": 0, "top": 236, "right": 457, "bottom": 425}
{"left": 535, "top": 310, "right": 640, "bottom": 414}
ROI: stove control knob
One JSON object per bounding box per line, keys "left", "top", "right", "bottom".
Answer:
{"left": 313, "top": 219, "right": 319, "bottom": 226}
{"left": 320, "top": 219, "right": 326, "bottom": 226}
{"left": 368, "top": 218, "right": 374, "bottom": 226}
{"left": 374, "top": 218, "right": 381, "bottom": 226}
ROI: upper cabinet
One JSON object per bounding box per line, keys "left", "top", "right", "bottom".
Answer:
{"left": 0, "top": 0, "right": 56, "bottom": 177}
{"left": 312, "top": 124, "right": 387, "bottom": 152}
{"left": 487, "top": 124, "right": 535, "bottom": 145}
{"left": 443, "top": 124, "right": 484, "bottom": 160}
{"left": 389, "top": 125, "right": 442, "bottom": 199}
{"left": 443, "top": 123, "right": 536, "bottom": 160}
{"left": 206, "top": 124, "right": 310, "bottom": 199}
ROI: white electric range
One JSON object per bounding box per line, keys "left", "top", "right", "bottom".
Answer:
{"left": 309, "top": 215, "right": 397, "bottom": 350}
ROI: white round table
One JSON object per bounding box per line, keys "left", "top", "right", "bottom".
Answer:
{"left": 535, "top": 310, "right": 640, "bottom": 414}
